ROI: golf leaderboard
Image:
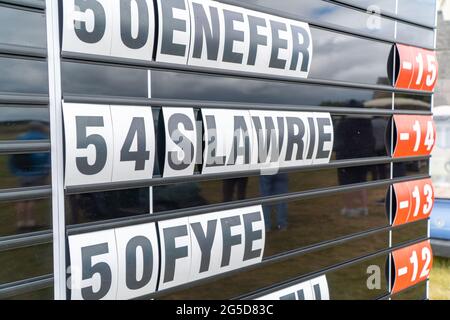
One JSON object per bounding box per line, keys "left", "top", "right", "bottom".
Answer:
{"left": 0, "top": 0, "right": 439, "bottom": 300}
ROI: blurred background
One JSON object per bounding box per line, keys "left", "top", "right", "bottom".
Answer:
{"left": 429, "top": 0, "right": 450, "bottom": 300}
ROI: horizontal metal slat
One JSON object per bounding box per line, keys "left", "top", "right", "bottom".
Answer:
{"left": 65, "top": 156, "right": 430, "bottom": 195}
{"left": 0, "top": 186, "right": 51, "bottom": 202}
{"left": 0, "top": 92, "right": 49, "bottom": 105}
{"left": 67, "top": 174, "right": 430, "bottom": 235}
{"left": 0, "top": 43, "right": 46, "bottom": 59}
{"left": 0, "top": 274, "right": 53, "bottom": 299}
{"left": 0, "top": 230, "right": 52, "bottom": 252}
{"left": 61, "top": 51, "right": 433, "bottom": 95}
{"left": 63, "top": 95, "right": 433, "bottom": 116}
{"left": 0, "top": 140, "right": 50, "bottom": 154}
{"left": 0, "top": 0, "right": 45, "bottom": 11}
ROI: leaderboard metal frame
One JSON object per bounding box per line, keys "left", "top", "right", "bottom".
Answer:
{"left": 46, "top": 0, "right": 66, "bottom": 300}
{"left": 0, "top": 0, "right": 437, "bottom": 300}
{"left": 426, "top": 4, "right": 439, "bottom": 299}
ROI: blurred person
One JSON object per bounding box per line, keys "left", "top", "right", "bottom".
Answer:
{"left": 370, "top": 117, "right": 389, "bottom": 180}
{"left": 335, "top": 110, "right": 375, "bottom": 217}
{"left": 260, "top": 173, "right": 289, "bottom": 231}
{"left": 223, "top": 177, "right": 249, "bottom": 202}
{"left": 8, "top": 121, "right": 50, "bottom": 230}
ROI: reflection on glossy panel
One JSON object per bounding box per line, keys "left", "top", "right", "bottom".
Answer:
{"left": 261, "top": 187, "right": 389, "bottom": 257}
{"left": 333, "top": 116, "right": 389, "bottom": 160}
{"left": 6, "top": 286, "right": 53, "bottom": 300}
{"left": 0, "top": 244, "right": 53, "bottom": 285}
{"left": 331, "top": 0, "right": 396, "bottom": 16}
{"left": 0, "top": 108, "right": 49, "bottom": 140}
{"left": 392, "top": 220, "right": 428, "bottom": 246}
{"left": 394, "top": 93, "right": 432, "bottom": 111}
{"left": 309, "top": 28, "right": 393, "bottom": 85}
{"left": 396, "top": 22, "right": 435, "bottom": 49}
{"left": 60, "top": 145, "right": 423, "bottom": 224}
{"left": 65, "top": 188, "right": 150, "bottom": 225}
{"left": 327, "top": 256, "right": 388, "bottom": 299}
{"left": 391, "top": 281, "right": 427, "bottom": 300}
{"left": 0, "top": 58, "right": 48, "bottom": 94}
{"left": 62, "top": 35, "right": 393, "bottom": 98}
{"left": 0, "top": 153, "right": 51, "bottom": 190}
{"left": 152, "top": 161, "right": 425, "bottom": 215}
{"left": 248, "top": 0, "right": 395, "bottom": 39}
{"left": 62, "top": 62, "right": 148, "bottom": 97}
{"left": 0, "top": 6, "right": 46, "bottom": 48}
{"left": 158, "top": 232, "right": 389, "bottom": 299}
{"left": 153, "top": 185, "right": 389, "bottom": 259}
{"left": 152, "top": 69, "right": 392, "bottom": 106}
{"left": 397, "top": 0, "right": 437, "bottom": 27}
{"left": 393, "top": 160, "right": 430, "bottom": 178}
{"left": 0, "top": 199, "right": 51, "bottom": 237}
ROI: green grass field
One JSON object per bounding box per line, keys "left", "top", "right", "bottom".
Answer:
{"left": 430, "top": 257, "right": 450, "bottom": 300}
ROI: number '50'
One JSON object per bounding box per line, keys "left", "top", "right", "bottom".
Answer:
{"left": 72, "top": 0, "right": 153, "bottom": 49}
